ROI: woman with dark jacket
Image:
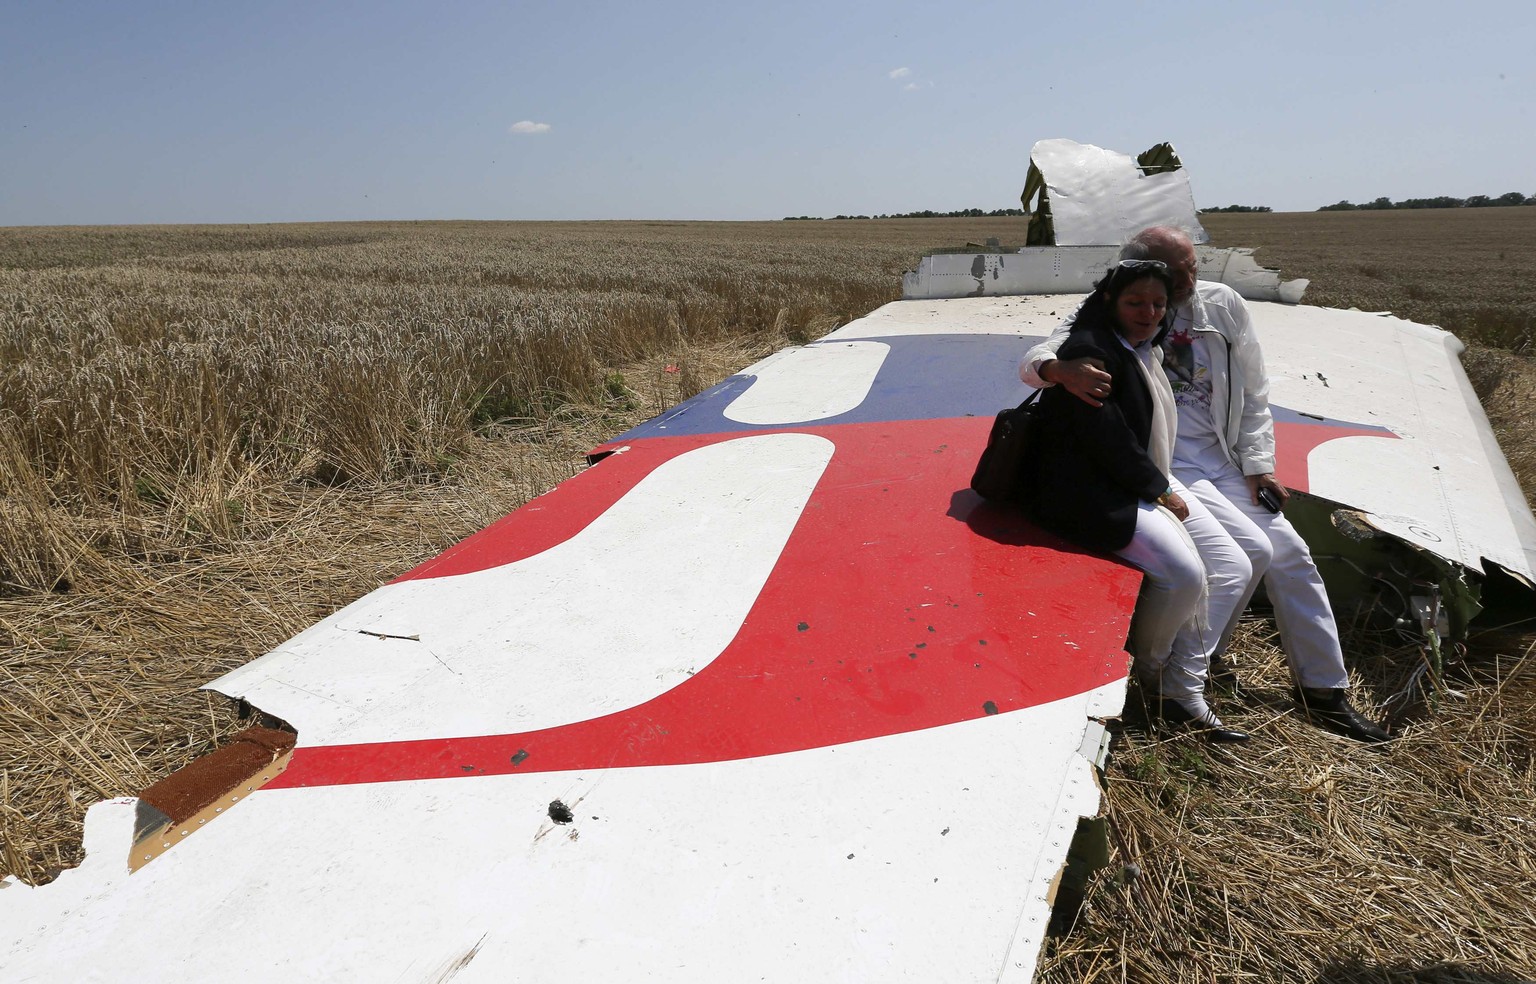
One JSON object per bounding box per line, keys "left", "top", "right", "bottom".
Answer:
{"left": 1024, "top": 260, "right": 1245, "bottom": 741}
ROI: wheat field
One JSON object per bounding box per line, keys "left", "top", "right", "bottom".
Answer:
{"left": 3, "top": 211, "right": 1534, "bottom": 982}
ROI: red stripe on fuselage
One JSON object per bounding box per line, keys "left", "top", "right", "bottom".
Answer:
{"left": 274, "top": 418, "right": 1136, "bottom": 789}
{"left": 1272, "top": 420, "right": 1399, "bottom": 494}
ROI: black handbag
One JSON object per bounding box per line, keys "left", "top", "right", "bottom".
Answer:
{"left": 970, "top": 389, "right": 1044, "bottom": 503}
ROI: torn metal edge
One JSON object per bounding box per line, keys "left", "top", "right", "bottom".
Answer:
{"left": 129, "top": 724, "right": 296, "bottom": 872}
{"left": 999, "top": 695, "right": 1123, "bottom": 983}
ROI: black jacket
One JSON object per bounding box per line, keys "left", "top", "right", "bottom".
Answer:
{"left": 1022, "top": 314, "right": 1171, "bottom": 552}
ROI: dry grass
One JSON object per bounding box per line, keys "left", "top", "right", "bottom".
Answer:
{"left": 1202, "top": 208, "right": 1536, "bottom": 355}
{"left": 0, "top": 220, "right": 958, "bottom": 508}
{"left": 1038, "top": 619, "right": 1536, "bottom": 983}
{"left": 0, "top": 218, "right": 1023, "bottom": 882}
{"left": 1040, "top": 209, "right": 1536, "bottom": 983}
{"left": 3, "top": 213, "right": 1535, "bottom": 981}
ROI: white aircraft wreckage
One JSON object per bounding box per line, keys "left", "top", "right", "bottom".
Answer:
{"left": 4, "top": 140, "right": 1534, "bottom": 982}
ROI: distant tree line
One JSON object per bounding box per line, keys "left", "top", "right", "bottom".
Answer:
{"left": 1319, "top": 192, "right": 1532, "bottom": 211}
{"left": 783, "top": 208, "right": 1028, "bottom": 221}
{"left": 785, "top": 193, "right": 1535, "bottom": 221}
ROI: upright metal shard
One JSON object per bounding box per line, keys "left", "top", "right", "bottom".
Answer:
{"left": 1023, "top": 138, "right": 1210, "bottom": 247}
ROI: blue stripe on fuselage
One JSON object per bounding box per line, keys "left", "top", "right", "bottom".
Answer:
{"left": 613, "top": 334, "right": 1040, "bottom": 441}
{"left": 608, "top": 332, "right": 1396, "bottom": 444}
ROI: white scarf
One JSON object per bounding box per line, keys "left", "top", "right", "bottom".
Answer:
{"left": 1123, "top": 339, "right": 1177, "bottom": 474}
{"left": 1125, "top": 337, "right": 1209, "bottom": 630}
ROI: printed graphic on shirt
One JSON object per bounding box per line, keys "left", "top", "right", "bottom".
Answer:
{"left": 1164, "top": 323, "right": 1212, "bottom": 416}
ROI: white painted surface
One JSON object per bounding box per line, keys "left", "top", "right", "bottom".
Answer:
{"left": 830, "top": 294, "right": 1072, "bottom": 340}
{"left": 0, "top": 684, "right": 1122, "bottom": 984}
{"left": 1203, "top": 247, "right": 1310, "bottom": 304}
{"left": 212, "top": 433, "right": 835, "bottom": 746}
{"left": 1259, "top": 304, "right": 1536, "bottom": 580}
{"left": 901, "top": 247, "right": 1126, "bottom": 299}
{"left": 835, "top": 290, "right": 1536, "bottom": 583}
{"left": 724, "top": 341, "right": 889, "bottom": 424}
{"left": 1026, "top": 138, "right": 1208, "bottom": 247}
{"left": 901, "top": 247, "right": 1307, "bottom": 303}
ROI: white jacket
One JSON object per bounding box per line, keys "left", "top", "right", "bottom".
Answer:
{"left": 1020, "top": 281, "right": 1276, "bottom": 476}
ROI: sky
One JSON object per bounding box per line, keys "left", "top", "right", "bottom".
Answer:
{"left": 2, "top": 0, "right": 1531, "bottom": 225}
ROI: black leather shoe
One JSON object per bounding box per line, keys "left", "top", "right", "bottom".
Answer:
{"left": 1295, "top": 687, "right": 1392, "bottom": 743}
{"left": 1153, "top": 698, "right": 1251, "bottom": 744}
{"left": 1208, "top": 653, "right": 1244, "bottom": 697}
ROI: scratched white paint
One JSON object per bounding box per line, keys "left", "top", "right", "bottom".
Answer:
{"left": 212, "top": 433, "right": 835, "bottom": 746}
{"left": 724, "top": 341, "right": 889, "bottom": 425}
{"left": 828, "top": 294, "right": 1070, "bottom": 340}
{"left": 0, "top": 683, "right": 1122, "bottom": 984}
{"left": 900, "top": 246, "right": 1307, "bottom": 303}
{"left": 1259, "top": 304, "right": 1536, "bottom": 581}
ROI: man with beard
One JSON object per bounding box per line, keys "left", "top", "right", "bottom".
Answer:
{"left": 1021, "top": 226, "right": 1390, "bottom": 743}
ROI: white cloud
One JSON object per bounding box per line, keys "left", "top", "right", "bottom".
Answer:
{"left": 509, "top": 120, "right": 552, "bottom": 135}
{"left": 888, "top": 67, "right": 910, "bottom": 79}
{"left": 903, "top": 82, "right": 920, "bottom": 91}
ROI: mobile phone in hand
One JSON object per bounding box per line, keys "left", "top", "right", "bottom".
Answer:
{"left": 1256, "top": 486, "right": 1283, "bottom": 514}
